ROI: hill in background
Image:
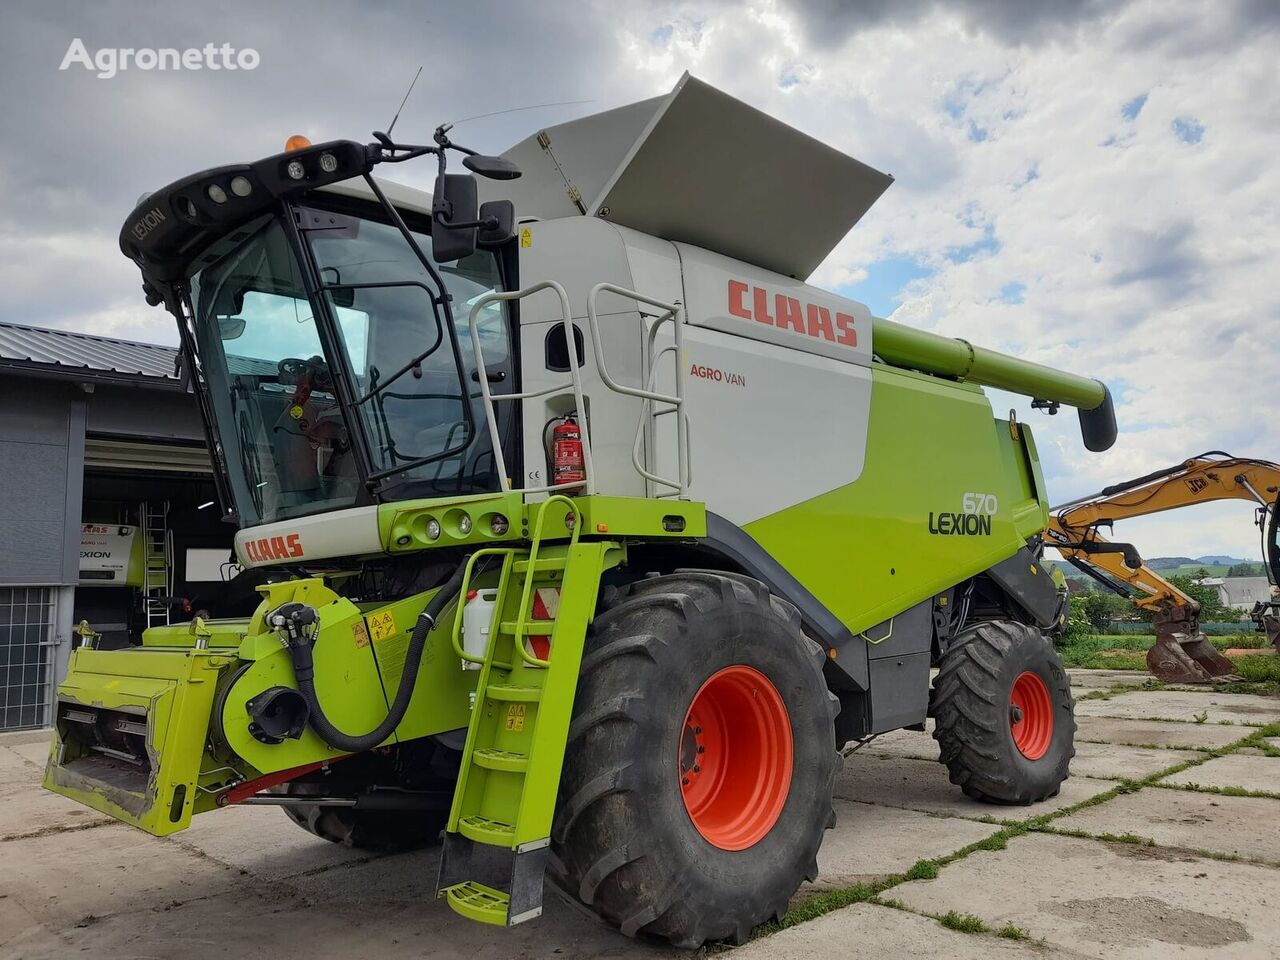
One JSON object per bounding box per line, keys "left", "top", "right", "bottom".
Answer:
{"left": 1146, "top": 555, "right": 1247, "bottom": 570}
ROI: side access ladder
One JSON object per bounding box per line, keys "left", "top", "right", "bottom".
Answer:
{"left": 436, "top": 497, "right": 615, "bottom": 926}
{"left": 141, "top": 500, "right": 171, "bottom": 628}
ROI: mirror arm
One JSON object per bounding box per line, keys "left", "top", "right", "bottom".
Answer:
{"left": 433, "top": 210, "right": 499, "bottom": 231}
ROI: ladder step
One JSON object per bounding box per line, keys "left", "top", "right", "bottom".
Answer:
{"left": 472, "top": 748, "right": 529, "bottom": 772}
{"left": 484, "top": 684, "right": 542, "bottom": 703}
{"left": 458, "top": 814, "right": 515, "bottom": 846}
{"left": 443, "top": 882, "right": 508, "bottom": 926}
{"left": 499, "top": 620, "right": 555, "bottom": 636}
{"left": 512, "top": 557, "right": 566, "bottom": 575}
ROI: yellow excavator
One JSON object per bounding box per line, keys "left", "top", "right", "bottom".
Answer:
{"left": 1047, "top": 452, "right": 1280, "bottom": 683}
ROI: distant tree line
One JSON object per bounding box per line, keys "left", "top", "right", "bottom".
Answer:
{"left": 1061, "top": 569, "right": 1245, "bottom": 639}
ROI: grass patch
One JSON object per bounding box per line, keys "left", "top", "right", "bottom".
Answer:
{"left": 904, "top": 859, "right": 939, "bottom": 881}
{"left": 1043, "top": 825, "right": 1154, "bottom": 845}
{"left": 1231, "top": 655, "right": 1280, "bottom": 684}
{"left": 1095, "top": 831, "right": 1155, "bottom": 845}
{"left": 996, "top": 923, "right": 1032, "bottom": 940}
{"left": 765, "top": 881, "right": 885, "bottom": 932}
{"left": 1153, "top": 781, "right": 1280, "bottom": 801}
{"left": 1214, "top": 634, "right": 1271, "bottom": 650}
{"left": 938, "top": 911, "right": 988, "bottom": 933}
{"left": 1059, "top": 633, "right": 1280, "bottom": 693}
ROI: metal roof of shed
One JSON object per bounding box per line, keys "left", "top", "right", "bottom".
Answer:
{"left": 0, "top": 321, "right": 178, "bottom": 382}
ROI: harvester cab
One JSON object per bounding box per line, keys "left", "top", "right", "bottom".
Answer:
{"left": 47, "top": 74, "right": 1119, "bottom": 946}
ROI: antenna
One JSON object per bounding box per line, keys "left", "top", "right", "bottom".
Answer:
{"left": 385, "top": 66, "right": 423, "bottom": 139}
{"left": 446, "top": 98, "right": 595, "bottom": 129}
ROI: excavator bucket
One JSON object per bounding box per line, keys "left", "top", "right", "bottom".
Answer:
{"left": 1147, "top": 631, "right": 1240, "bottom": 684}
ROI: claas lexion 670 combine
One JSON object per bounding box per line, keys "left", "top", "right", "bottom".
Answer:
{"left": 45, "top": 75, "right": 1117, "bottom": 946}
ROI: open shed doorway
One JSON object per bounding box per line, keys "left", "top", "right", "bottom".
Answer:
{"left": 77, "top": 451, "right": 238, "bottom": 648}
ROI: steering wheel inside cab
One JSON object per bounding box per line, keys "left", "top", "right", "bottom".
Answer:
{"left": 277, "top": 356, "right": 333, "bottom": 391}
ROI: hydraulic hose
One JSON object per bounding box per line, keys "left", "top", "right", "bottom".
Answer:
{"left": 278, "top": 558, "right": 470, "bottom": 754}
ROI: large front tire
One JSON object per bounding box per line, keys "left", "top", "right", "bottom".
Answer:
{"left": 280, "top": 787, "right": 448, "bottom": 852}
{"left": 930, "top": 619, "right": 1075, "bottom": 804}
{"left": 278, "top": 739, "right": 456, "bottom": 852}
{"left": 551, "top": 572, "right": 839, "bottom": 947}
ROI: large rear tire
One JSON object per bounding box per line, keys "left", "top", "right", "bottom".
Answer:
{"left": 551, "top": 571, "right": 839, "bottom": 948}
{"left": 930, "top": 619, "right": 1075, "bottom": 804}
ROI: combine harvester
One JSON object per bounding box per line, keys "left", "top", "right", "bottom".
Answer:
{"left": 46, "top": 75, "right": 1117, "bottom": 946}
{"left": 1048, "top": 452, "right": 1280, "bottom": 682}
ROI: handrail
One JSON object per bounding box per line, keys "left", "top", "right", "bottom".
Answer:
{"left": 585, "top": 283, "right": 689, "bottom": 497}
{"left": 513, "top": 495, "right": 582, "bottom": 668}
{"left": 468, "top": 279, "right": 689, "bottom": 500}
{"left": 466, "top": 282, "right": 597, "bottom": 496}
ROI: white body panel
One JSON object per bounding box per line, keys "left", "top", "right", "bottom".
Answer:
{"left": 652, "top": 323, "right": 871, "bottom": 524}
{"left": 514, "top": 219, "right": 682, "bottom": 497}
{"left": 515, "top": 218, "right": 874, "bottom": 519}
{"left": 675, "top": 244, "right": 873, "bottom": 368}
{"left": 235, "top": 505, "right": 382, "bottom": 568}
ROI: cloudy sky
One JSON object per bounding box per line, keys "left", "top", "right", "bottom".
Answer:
{"left": 4, "top": 0, "right": 1278, "bottom": 560}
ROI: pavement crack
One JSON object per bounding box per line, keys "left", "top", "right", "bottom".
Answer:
{"left": 1, "top": 819, "right": 114, "bottom": 844}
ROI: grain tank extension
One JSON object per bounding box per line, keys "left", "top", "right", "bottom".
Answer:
{"left": 46, "top": 74, "right": 1115, "bottom": 947}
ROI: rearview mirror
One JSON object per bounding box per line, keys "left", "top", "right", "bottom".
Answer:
{"left": 431, "top": 173, "right": 479, "bottom": 262}
{"left": 478, "top": 200, "right": 516, "bottom": 247}
{"left": 463, "top": 154, "right": 522, "bottom": 181}
{"left": 217, "top": 316, "right": 247, "bottom": 340}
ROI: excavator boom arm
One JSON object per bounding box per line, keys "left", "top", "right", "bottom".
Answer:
{"left": 1046, "top": 452, "right": 1280, "bottom": 683}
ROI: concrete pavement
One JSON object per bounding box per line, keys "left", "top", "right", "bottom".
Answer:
{"left": 2, "top": 672, "right": 1277, "bottom": 959}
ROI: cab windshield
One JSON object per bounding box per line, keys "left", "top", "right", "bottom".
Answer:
{"left": 188, "top": 206, "right": 510, "bottom": 526}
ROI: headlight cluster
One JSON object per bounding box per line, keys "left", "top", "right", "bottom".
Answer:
{"left": 197, "top": 174, "right": 255, "bottom": 212}
{"left": 282, "top": 151, "right": 339, "bottom": 183}
{"left": 393, "top": 509, "right": 515, "bottom": 550}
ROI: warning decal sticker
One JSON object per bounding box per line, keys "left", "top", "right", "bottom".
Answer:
{"left": 505, "top": 703, "right": 526, "bottom": 732}
{"left": 368, "top": 610, "right": 397, "bottom": 642}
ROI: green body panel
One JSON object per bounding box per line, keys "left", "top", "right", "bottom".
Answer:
{"left": 380, "top": 491, "right": 527, "bottom": 554}
{"left": 379, "top": 491, "right": 706, "bottom": 554}
{"left": 140, "top": 618, "right": 250, "bottom": 649}
{"left": 220, "top": 579, "right": 482, "bottom": 775}
{"left": 745, "top": 365, "right": 1048, "bottom": 635}
{"left": 43, "top": 646, "right": 233, "bottom": 835}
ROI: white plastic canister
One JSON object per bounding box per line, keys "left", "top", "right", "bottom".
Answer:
{"left": 461, "top": 588, "right": 499, "bottom": 670}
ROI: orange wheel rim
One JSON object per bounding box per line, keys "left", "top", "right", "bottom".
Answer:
{"left": 679, "top": 665, "right": 793, "bottom": 851}
{"left": 1009, "top": 671, "right": 1053, "bottom": 760}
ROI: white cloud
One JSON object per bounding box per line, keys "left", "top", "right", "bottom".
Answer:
{"left": 610, "top": 0, "right": 1279, "bottom": 562}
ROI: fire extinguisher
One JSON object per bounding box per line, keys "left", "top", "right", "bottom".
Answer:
{"left": 551, "top": 415, "right": 586, "bottom": 490}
